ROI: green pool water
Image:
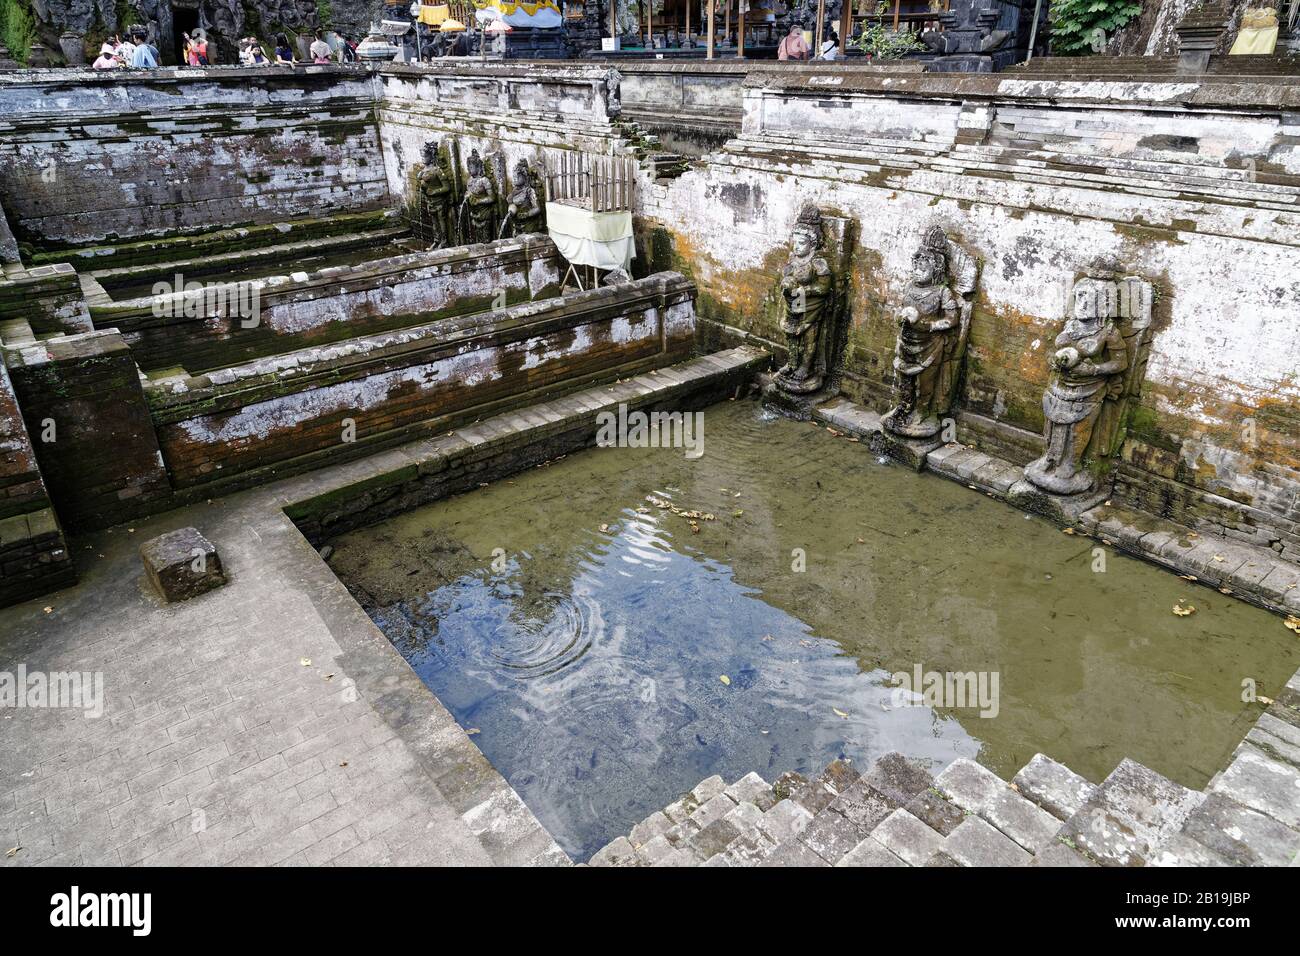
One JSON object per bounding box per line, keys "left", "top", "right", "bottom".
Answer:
{"left": 328, "top": 398, "right": 1300, "bottom": 859}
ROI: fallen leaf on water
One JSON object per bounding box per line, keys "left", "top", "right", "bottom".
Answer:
{"left": 1212, "top": 554, "right": 1226, "bottom": 563}
{"left": 466, "top": 728, "right": 481, "bottom": 735}
{"left": 1062, "top": 528, "right": 1075, "bottom": 535}
{"left": 826, "top": 428, "right": 841, "bottom": 436}
{"left": 1179, "top": 574, "right": 1198, "bottom": 581}
{"left": 1219, "top": 588, "right": 1232, "bottom": 595}
{"left": 300, "top": 658, "right": 312, "bottom": 667}
{"left": 1285, "top": 615, "right": 1300, "bottom": 633}
{"left": 832, "top": 708, "right": 849, "bottom": 719}
{"left": 719, "top": 675, "right": 731, "bottom": 686}
{"left": 761, "top": 634, "right": 774, "bottom": 642}
{"left": 733, "top": 510, "right": 744, "bottom": 517}
{"left": 42, "top": 607, "right": 52, "bottom": 614}
{"left": 324, "top": 674, "right": 335, "bottom": 682}
{"left": 1172, "top": 603, "right": 1196, "bottom": 617}
{"left": 1257, "top": 696, "right": 1275, "bottom": 706}
{"left": 848, "top": 436, "right": 860, "bottom": 443}
{"left": 599, "top": 524, "right": 611, "bottom": 533}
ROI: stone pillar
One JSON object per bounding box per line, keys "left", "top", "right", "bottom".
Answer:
{"left": 0, "top": 362, "right": 75, "bottom": 608}
{"left": 4, "top": 330, "right": 172, "bottom": 532}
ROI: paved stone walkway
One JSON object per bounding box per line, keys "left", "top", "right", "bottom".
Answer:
{"left": 0, "top": 348, "right": 763, "bottom": 867}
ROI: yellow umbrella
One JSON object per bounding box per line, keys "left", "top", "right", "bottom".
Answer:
{"left": 439, "top": 17, "right": 467, "bottom": 30}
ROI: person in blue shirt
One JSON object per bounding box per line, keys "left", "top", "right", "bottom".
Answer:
{"left": 128, "top": 28, "right": 158, "bottom": 68}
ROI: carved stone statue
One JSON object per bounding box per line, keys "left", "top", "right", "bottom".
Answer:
{"left": 883, "top": 226, "right": 977, "bottom": 439}
{"left": 458, "top": 149, "right": 498, "bottom": 245}
{"left": 414, "top": 139, "right": 454, "bottom": 249}
{"left": 499, "top": 159, "right": 545, "bottom": 239}
{"left": 1023, "top": 261, "right": 1152, "bottom": 497}
{"left": 774, "top": 205, "right": 836, "bottom": 396}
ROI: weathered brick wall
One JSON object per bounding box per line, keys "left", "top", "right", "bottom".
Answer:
{"left": 92, "top": 235, "right": 565, "bottom": 375}
{"left": 0, "top": 67, "right": 389, "bottom": 249}
{"left": 0, "top": 361, "right": 75, "bottom": 607}
{"left": 146, "top": 272, "right": 697, "bottom": 493}
{"left": 5, "top": 331, "right": 171, "bottom": 532}
{"left": 638, "top": 72, "right": 1300, "bottom": 562}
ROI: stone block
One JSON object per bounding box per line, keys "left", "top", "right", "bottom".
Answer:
{"left": 1059, "top": 758, "right": 1205, "bottom": 866}
{"left": 1177, "top": 792, "right": 1300, "bottom": 867}
{"left": 826, "top": 778, "right": 898, "bottom": 834}
{"left": 757, "top": 799, "right": 814, "bottom": 846}
{"left": 935, "top": 758, "right": 1062, "bottom": 852}
{"left": 869, "top": 809, "right": 946, "bottom": 866}
{"left": 864, "top": 752, "right": 934, "bottom": 805}
{"left": 904, "top": 787, "right": 965, "bottom": 836}
{"left": 942, "top": 816, "right": 1032, "bottom": 867}
{"left": 589, "top": 835, "right": 640, "bottom": 867}
{"left": 1012, "top": 753, "right": 1099, "bottom": 821}
{"left": 724, "top": 771, "right": 777, "bottom": 810}
{"left": 629, "top": 810, "right": 674, "bottom": 848}
{"left": 1030, "top": 841, "right": 1097, "bottom": 867}
{"left": 1208, "top": 748, "right": 1300, "bottom": 829}
{"left": 835, "top": 838, "right": 907, "bottom": 867}
{"left": 140, "top": 527, "right": 227, "bottom": 602}
{"left": 798, "top": 809, "right": 867, "bottom": 864}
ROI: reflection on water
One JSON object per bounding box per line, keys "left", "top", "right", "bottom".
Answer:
{"left": 330, "top": 399, "right": 1300, "bottom": 860}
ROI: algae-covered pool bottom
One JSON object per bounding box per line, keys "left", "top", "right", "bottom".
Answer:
{"left": 328, "top": 399, "right": 1300, "bottom": 860}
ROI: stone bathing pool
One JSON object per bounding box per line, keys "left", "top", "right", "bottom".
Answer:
{"left": 327, "top": 399, "right": 1300, "bottom": 861}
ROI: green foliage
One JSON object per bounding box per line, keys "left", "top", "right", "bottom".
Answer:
{"left": 1049, "top": 0, "right": 1142, "bottom": 56}
{"left": 851, "top": 3, "right": 926, "bottom": 59}
{"left": 116, "top": 0, "right": 137, "bottom": 30}
{"left": 0, "top": 0, "right": 37, "bottom": 63}
{"left": 315, "top": 0, "right": 332, "bottom": 30}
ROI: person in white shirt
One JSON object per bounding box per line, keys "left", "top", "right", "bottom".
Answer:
{"left": 818, "top": 29, "right": 840, "bottom": 60}
{"left": 309, "top": 32, "right": 331, "bottom": 63}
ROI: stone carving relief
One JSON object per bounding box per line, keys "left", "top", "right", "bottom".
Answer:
{"left": 458, "top": 149, "right": 499, "bottom": 246}
{"left": 883, "top": 225, "right": 978, "bottom": 440}
{"left": 499, "top": 159, "right": 546, "bottom": 239}
{"left": 409, "top": 138, "right": 457, "bottom": 249}
{"left": 1020, "top": 260, "right": 1154, "bottom": 499}
{"left": 763, "top": 204, "right": 854, "bottom": 419}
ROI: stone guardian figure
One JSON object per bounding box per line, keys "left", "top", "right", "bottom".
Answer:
{"left": 883, "top": 225, "right": 978, "bottom": 439}
{"left": 413, "top": 139, "right": 454, "bottom": 249}
{"left": 498, "top": 159, "right": 545, "bottom": 239}
{"left": 773, "top": 205, "right": 836, "bottom": 396}
{"left": 458, "top": 149, "right": 498, "bottom": 245}
{"left": 1023, "top": 262, "right": 1142, "bottom": 497}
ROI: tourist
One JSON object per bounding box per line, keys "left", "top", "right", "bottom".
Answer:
{"left": 777, "top": 24, "right": 809, "bottom": 61}
{"left": 818, "top": 28, "right": 840, "bottom": 60}
{"left": 128, "top": 28, "right": 159, "bottom": 68}
{"left": 92, "top": 43, "right": 120, "bottom": 70}
{"left": 115, "top": 32, "right": 135, "bottom": 64}
{"left": 338, "top": 34, "right": 357, "bottom": 62}
{"left": 309, "top": 31, "right": 331, "bottom": 64}
{"left": 191, "top": 32, "right": 210, "bottom": 65}
{"left": 274, "top": 33, "right": 296, "bottom": 65}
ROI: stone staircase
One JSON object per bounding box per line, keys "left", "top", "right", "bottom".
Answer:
{"left": 589, "top": 672, "right": 1300, "bottom": 866}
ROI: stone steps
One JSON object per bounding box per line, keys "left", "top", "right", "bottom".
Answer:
{"left": 589, "top": 727, "right": 1300, "bottom": 866}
